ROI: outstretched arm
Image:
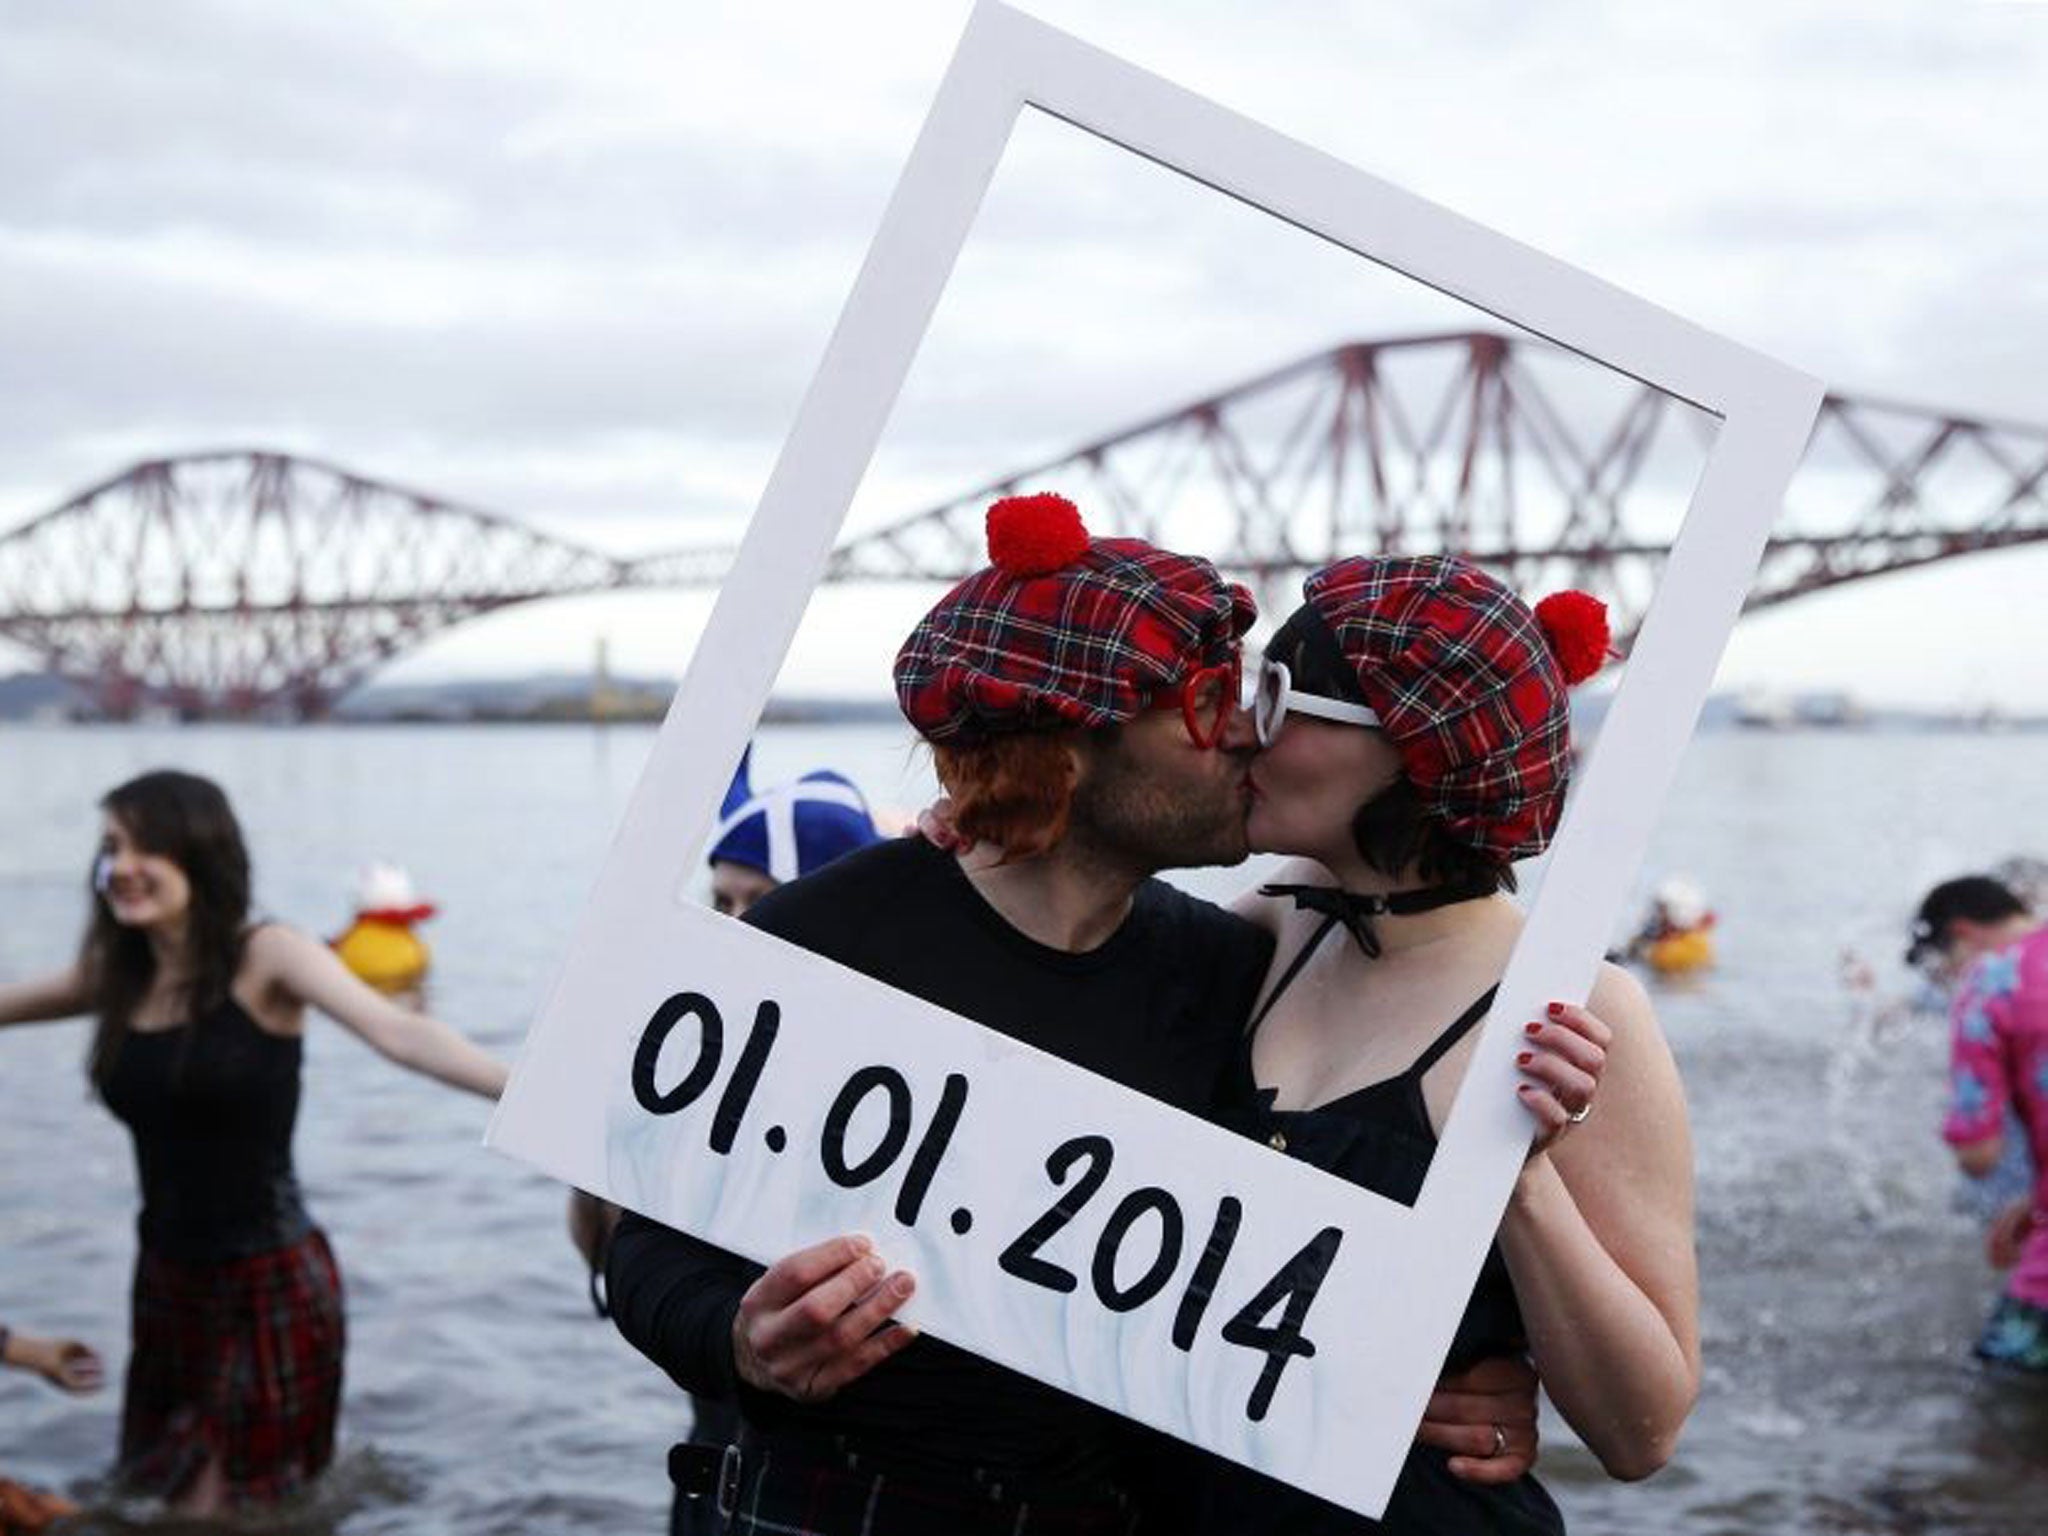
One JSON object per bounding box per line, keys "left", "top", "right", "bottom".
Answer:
{"left": 0, "top": 964, "right": 91, "bottom": 1029}
{"left": 1498, "top": 966, "right": 1699, "bottom": 1481}
{"left": 246, "top": 925, "right": 508, "bottom": 1098}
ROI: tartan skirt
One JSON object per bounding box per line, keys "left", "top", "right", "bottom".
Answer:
{"left": 118, "top": 1228, "right": 345, "bottom": 1504}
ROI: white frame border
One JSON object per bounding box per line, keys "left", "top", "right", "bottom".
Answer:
{"left": 491, "top": 2, "right": 1822, "bottom": 1513}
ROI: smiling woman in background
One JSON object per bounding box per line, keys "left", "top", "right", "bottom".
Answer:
{"left": 0, "top": 769, "right": 508, "bottom": 1516}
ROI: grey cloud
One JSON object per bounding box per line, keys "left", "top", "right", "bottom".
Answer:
{"left": 1769, "top": 9, "right": 2041, "bottom": 76}
{"left": 6, "top": 0, "right": 2045, "bottom": 550}
{"left": 0, "top": 3, "right": 899, "bottom": 259}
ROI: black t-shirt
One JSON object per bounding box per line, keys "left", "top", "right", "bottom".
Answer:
{"left": 606, "top": 835, "right": 1273, "bottom": 1489}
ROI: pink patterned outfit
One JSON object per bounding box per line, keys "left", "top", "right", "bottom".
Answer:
{"left": 1943, "top": 925, "right": 2048, "bottom": 1369}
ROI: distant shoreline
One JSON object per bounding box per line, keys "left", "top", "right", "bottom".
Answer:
{"left": 5, "top": 670, "right": 2047, "bottom": 732}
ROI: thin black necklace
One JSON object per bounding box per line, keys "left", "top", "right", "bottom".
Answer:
{"left": 1258, "top": 878, "right": 1496, "bottom": 958}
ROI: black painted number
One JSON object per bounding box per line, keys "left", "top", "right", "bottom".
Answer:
{"left": 1170, "top": 1196, "right": 1243, "bottom": 1350}
{"left": 631, "top": 993, "right": 1342, "bottom": 1426}
{"left": 631, "top": 992, "right": 723, "bottom": 1114}
{"left": 1090, "top": 1186, "right": 1184, "bottom": 1312}
{"left": 998, "top": 1134, "right": 1113, "bottom": 1293}
{"left": 630, "top": 991, "right": 780, "bottom": 1153}
{"left": 820, "top": 1066, "right": 912, "bottom": 1186}
{"left": 817, "top": 1065, "right": 971, "bottom": 1227}
{"left": 1220, "top": 1226, "right": 1344, "bottom": 1421}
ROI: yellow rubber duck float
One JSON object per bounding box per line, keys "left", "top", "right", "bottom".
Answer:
{"left": 1630, "top": 877, "right": 1716, "bottom": 977}
{"left": 331, "top": 863, "right": 436, "bottom": 994}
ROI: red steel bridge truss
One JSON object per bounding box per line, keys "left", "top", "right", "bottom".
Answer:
{"left": 3, "top": 332, "right": 2044, "bottom": 718}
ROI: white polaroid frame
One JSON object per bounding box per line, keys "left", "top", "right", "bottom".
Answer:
{"left": 489, "top": 3, "right": 1821, "bottom": 1516}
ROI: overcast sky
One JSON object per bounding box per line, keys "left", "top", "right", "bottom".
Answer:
{"left": 3, "top": 1, "right": 2045, "bottom": 707}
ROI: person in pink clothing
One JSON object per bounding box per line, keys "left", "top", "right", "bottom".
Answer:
{"left": 1914, "top": 876, "right": 2048, "bottom": 1371}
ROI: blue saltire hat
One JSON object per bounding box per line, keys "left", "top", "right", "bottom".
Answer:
{"left": 708, "top": 746, "right": 884, "bottom": 884}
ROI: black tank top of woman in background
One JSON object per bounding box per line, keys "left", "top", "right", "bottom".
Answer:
{"left": 100, "top": 990, "right": 313, "bottom": 1265}
{"left": 1196, "top": 914, "right": 1565, "bottom": 1535}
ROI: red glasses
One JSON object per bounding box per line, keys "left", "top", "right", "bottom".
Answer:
{"left": 1153, "top": 653, "right": 1243, "bottom": 749}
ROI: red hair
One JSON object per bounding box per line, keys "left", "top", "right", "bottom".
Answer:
{"left": 933, "top": 731, "right": 1080, "bottom": 862}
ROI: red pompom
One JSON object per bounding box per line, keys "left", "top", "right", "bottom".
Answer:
{"left": 987, "top": 493, "right": 1089, "bottom": 576}
{"left": 1534, "top": 590, "right": 1611, "bottom": 684}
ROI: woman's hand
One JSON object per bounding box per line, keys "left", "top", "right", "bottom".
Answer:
{"left": 912, "top": 796, "right": 966, "bottom": 851}
{"left": 5, "top": 1333, "right": 105, "bottom": 1394}
{"left": 1416, "top": 1353, "right": 1541, "bottom": 1482}
{"left": 911, "top": 797, "right": 1004, "bottom": 870}
{"left": 1516, "top": 1001, "right": 1612, "bottom": 1154}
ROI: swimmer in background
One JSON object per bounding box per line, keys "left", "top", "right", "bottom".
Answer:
{"left": 1906, "top": 879, "right": 2038, "bottom": 1221}
{"left": 1910, "top": 875, "right": 2048, "bottom": 1372}
{"left": 567, "top": 748, "right": 883, "bottom": 1536}
{"left": 1625, "top": 877, "right": 1716, "bottom": 977}
{"left": 330, "top": 862, "right": 439, "bottom": 997}
{"left": 0, "top": 770, "right": 509, "bottom": 1515}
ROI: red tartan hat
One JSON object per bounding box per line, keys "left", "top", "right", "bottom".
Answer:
{"left": 895, "top": 494, "right": 1257, "bottom": 742}
{"left": 1300, "top": 555, "right": 1606, "bottom": 862}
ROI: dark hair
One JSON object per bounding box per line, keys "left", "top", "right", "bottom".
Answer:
{"left": 1906, "top": 875, "right": 2027, "bottom": 966}
{"left": 80, "top": 770, "right": 252, "bottom": 1090}
{"left": 1351, "top": 778, "right": 1517, "bottom": 893}
{"left": 1267, "top": 603, "right": 1516, "bottom": 892}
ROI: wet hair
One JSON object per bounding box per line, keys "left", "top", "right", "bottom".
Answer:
{"left": 1906, "top": 875, "right": 2027, "bottom": 966}
{"left": 932, "top": 728, "right": 1089, "bottom": 863}
{"left": 1266, "top": 605, "right": 1516, "bottom": 893}
{"left": 81, "top": 770, "right": 252, "bottom": 1091}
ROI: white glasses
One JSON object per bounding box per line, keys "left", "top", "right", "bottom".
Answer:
{"left": 1251, "top": 657, "right": 1382, "bottom": 746}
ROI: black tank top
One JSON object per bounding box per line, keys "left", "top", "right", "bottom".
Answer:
{"left": 100, "top": 990, "right": 312, "bottom": 1264}
{"left": 1197, "top": 915, "right": 1564, "bottom": 1535}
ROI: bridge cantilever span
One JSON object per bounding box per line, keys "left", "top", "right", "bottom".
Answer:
{"left": 5, "top": 335, "right": 2045, "bottom": 718}
{"left": 0, "top": 451, "right": 630, "bottom": 717}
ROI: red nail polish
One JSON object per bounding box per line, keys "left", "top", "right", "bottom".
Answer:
{"left": 1524, "top": 1021, "right": 1541, "bottom": 1036}
{"left": 1548, "top": 1002, "right": 1565, "bottom": 1017}
{"left": 1516, "top": 1051, "right": 1533, "bottom": 1066}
